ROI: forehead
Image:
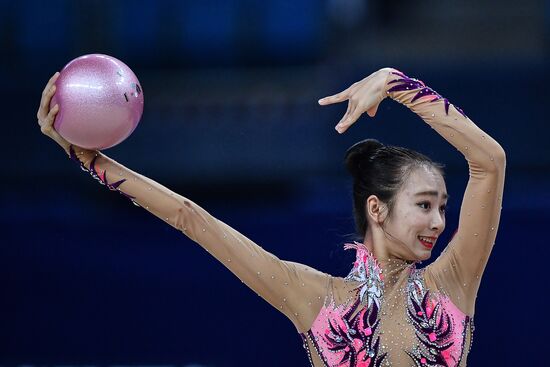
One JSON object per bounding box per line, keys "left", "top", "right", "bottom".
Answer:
{"left": 400, "top": 166, "right": 447, "bottom": 199}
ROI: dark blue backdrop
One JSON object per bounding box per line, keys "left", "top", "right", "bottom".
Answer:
{"left": 1, "top": 0, "right": 548, "bottom": 366}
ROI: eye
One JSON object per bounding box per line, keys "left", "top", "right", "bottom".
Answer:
{"left": 418, "top": 202, "right": 431, "bottom": 210}
{"left": 418, "top": 202, "right": 447, "bottom": 213}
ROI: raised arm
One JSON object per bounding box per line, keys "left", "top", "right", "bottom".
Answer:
{"left": 37, "top": 72, "right": 330, "bottom": 333}
{"left": 382, "top": 69, "right": 506, "bottom": 316}
{"left": 319, "top": 68, "right": 506, "bottom": 316}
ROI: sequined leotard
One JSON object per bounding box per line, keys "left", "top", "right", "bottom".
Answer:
{"left": 62, "top": 69, "right": 506, "bottom": 366}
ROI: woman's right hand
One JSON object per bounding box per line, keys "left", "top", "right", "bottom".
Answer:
{"left": 36, "top": 72, "right": 71, "bottom": 152}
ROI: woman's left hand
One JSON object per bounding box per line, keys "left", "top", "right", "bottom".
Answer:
{"left": 318, "top": 68, "right": 393, "bottom": 134}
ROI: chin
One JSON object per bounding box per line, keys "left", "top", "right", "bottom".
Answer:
{"left": 417, "top": 251, "right": 432, "bottom": 261}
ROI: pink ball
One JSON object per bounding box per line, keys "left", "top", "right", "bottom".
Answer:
{"left": 51, "top": 54, "right": 144, "bottom": 150}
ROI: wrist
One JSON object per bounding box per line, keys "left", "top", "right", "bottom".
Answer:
{"left": 378, "top": 68, "right": 395, "bottom": 98}
{"left": 59, "top": 141, "right": 72, "bottom": 156}
{"left": 66, "top": 143, "right": 97, "bottom": 162}
{"left": 379, "top": 67, "right": 395, "bottom": 74}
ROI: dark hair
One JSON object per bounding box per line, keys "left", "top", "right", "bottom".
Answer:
{"left": 344, "top": 138, "right": 446, "bottom": 240}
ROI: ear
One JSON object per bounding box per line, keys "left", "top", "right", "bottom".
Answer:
{"left": 366, "top": 195, "right": 388, "bottom": 225}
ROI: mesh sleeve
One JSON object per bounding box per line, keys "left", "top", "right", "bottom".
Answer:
{"left": 66, "top": 145, "right": 331, "bottom": 332}
{"left": 383, "top": 69, "right": 506, "bottom": 316}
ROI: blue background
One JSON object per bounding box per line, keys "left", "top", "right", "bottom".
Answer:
{"left": 1, "top": 0, "right": 548, "bottom": 366}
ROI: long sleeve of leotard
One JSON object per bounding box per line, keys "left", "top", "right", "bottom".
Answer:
{"left": 382, "top": 69, "right": 506, "bottom": 316}
{"left": 64, "top": 145, "right": 330, "bottom": 333}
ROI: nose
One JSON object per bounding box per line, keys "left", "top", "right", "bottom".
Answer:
{"left": 431, "top": 211, "right": 445, "bottom": 232}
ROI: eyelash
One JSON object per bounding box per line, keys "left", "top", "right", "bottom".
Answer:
{"left": 418, "top": 202, "right": 447, "bottom": 212}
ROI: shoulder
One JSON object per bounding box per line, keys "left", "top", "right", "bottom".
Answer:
{"left": 423, "top": 261, "right": 475, "bottom": 317}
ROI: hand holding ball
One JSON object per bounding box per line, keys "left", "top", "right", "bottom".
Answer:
{"left": 51, "top": 54, "right": 144, "bottom": 150}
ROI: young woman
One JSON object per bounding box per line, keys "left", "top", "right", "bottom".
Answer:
{"left": 37, "top": 67, "right": 506, "bottom": 366}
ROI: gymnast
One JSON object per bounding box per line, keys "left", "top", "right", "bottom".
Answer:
{"left": 37, "top": 67, "right": 506, "bottom": 366}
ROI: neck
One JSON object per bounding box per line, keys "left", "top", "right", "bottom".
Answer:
{"left": 363, "top": 229, "right": 414, "bottom": 277}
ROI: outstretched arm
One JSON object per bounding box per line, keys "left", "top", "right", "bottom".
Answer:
{"left": 37, "top": 72, "right": 330, "bottom": 333}
{"left": 69, "top": 147, "right": 330, "bottom": 331}
{"left": 319, "top": 68, "right": 506, "bottom": 316}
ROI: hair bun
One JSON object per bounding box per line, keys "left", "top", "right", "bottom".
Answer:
{"left": 344, "top": 138, "right": 384, "bottom": 178}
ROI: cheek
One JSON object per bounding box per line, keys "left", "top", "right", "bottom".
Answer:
{"left": 398, "top": 213, "right": 423, "bottom": 245}
{"left": 403, "top": 210, "right": 425, "bottom": 229}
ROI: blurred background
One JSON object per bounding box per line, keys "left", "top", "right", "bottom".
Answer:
{"left": 1, "top": 0, "right": 548, "bottom": 366}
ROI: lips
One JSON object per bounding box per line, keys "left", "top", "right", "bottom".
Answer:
{"left": 418, "top": 236, "right": 436, "bottom": 249}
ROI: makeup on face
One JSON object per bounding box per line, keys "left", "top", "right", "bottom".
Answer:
{"left": 418, "top": 236, "right": 435, "bottom": 249}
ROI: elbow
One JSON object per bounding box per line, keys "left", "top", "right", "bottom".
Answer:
{"left": 488, "top": 145, "right": 506, "bottom": 173}
{"left": 494, "top": 144, "right": 506, "bottom": 165}
{"left": 173, "top": 201, "right": 194, "bottom": 234}
{"left": 174, "top": 199, "right": 212, "bottom": 238}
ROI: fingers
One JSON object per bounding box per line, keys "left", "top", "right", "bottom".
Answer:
{"left": 318, "top": 92, "right": 346, "bottom": 105}
{"left": 40, "top": 104, "right": 59, "bottom": 134}
{"left": 41, "top": 71, "right": 60, "bottom": 100}
{"left": 318, "top": 84, "right": 354, "bottom": 105}
{"left": 37, "top": 72, "right": 60, "bottom": 121}
{"left": 335, "top": 105, "right": 353, "bottom": 133}
{"left": 335, "top": 105, "right": 363, "bottom": 134}
{"left": 319, "top": 71, "right": 386, "bottom": 133}
{"left": 338, "top": 98, "right": 356, "bottom": 125}
{"left": 37, "top": 84, "right": 56, "bottom": 122}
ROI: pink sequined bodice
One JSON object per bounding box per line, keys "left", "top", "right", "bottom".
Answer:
{"left": 300, "top": 242, "right": 474, "bottom": 367}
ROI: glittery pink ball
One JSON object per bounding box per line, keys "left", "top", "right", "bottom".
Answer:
{"left": 51, "top": 54, "right": 144, "bottom": 150}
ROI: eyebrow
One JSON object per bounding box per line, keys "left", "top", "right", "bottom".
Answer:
{"left": 415, "top": 191, "right": 450, "bottom": 200}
